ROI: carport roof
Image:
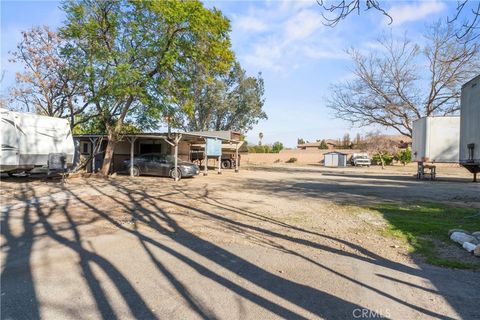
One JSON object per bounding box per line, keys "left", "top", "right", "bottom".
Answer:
{"left": 73, "top": 132, "right": 241, "bottom": 144}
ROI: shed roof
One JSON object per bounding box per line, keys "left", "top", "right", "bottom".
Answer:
{"left": 324, "top": 151, "right": 348, "bottom": 155}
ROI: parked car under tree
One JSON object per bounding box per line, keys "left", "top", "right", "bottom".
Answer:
{"left": 123, "top": 153, "right": 200, "bottom": 179}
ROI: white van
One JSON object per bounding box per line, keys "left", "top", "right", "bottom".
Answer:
{"left": 0, "top": 108, "right": 75, "bottom": 174}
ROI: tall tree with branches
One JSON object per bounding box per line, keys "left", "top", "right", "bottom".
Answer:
{"left": 169, "top": 61, "right": 266, "bottom": 132}
{"left": 327, "top": 21, "right": 479, "bottom": 138}
{"left": 61, "top": 0, "right": 233, "bottom": 175}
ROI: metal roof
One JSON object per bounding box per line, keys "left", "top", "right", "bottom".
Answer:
{"left": 73, "top": 131, "right": 241, "bottom": 143}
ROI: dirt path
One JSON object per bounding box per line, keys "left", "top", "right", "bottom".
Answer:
{"left": 1, "top": 167, "right": 479, "bottom": 319}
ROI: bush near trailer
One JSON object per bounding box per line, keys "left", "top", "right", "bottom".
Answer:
{"left": 372, "top": 153, "right": 394, "bottom": 166}
{"left": 396, "top": 148, "right": 412, "bottom": 166}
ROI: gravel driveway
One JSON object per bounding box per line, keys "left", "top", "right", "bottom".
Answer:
{"left": 1, "top": 165, "right": 479, "bottom": 319}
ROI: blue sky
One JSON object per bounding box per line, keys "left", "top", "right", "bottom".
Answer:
{"left": 0, "top": 0, "right": 462, "bottom": 147}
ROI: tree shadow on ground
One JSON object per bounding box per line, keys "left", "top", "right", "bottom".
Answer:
{"left": 233, "top": 177, "right": 479, "bottom": 319}
{"left": 2, "top": 176, "right": 477, "bottom": 319}
{"left": 1, "top": 184, "right": 157, "bottom": 319}
{"left": 239, "top": 175, "right": 480, "bottom": 207}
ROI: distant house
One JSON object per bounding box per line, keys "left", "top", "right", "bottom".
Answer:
{"left": 297, "top": 139, "right": 339, "bottom": 150}
{"left": 297, "top": 135, "right": 411, "bottom": 151}
{"left": 389, "top": 135, "right": 412, "bottom": 149}
{"left": 297, "top": 142, "right": 321, "bottom": 150}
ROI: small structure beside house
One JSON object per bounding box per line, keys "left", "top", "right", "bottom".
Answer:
{"left": 73, "top": 131, "right": 245, "bottom": 179}
{"left": 324, "top": 151, "right": 347, "bottom": 167}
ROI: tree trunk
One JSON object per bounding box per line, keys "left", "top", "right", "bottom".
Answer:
{"left": 99, "top": 97, "right": 134, "bottom": 176}
{"left": 380, "top": 155, "right": 385, "bottom": 169}
{"left": 100, "top": 131, "right": 116, "bottom": 176}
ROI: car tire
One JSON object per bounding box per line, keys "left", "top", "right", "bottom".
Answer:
{"left": 129, "top": 166, "right": 140, "bottom": 176}
{"left": 170, "top": 168, "right": 182, "bottom": 180}
{"left": 221, "top": 160, "right": 232, "bottom": 169}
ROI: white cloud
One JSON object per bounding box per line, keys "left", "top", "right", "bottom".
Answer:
{"left": 388, "top": 0, "right": 447, "bottom": 26}
{"left": 234, "top": 6, "right": 346, "bottom": 73}
{"left": 285, "top": 10, "right": 322, "bottom": 41}
{"left": 302, "top": 45, "right": 347, "bottom": 60}
{"left": 235, "top": 16, "right": 268, "bottom": 32}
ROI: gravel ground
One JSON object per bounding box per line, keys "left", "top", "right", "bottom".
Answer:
{"left": 1, "top": 165, "right": 479, "bottom": 319}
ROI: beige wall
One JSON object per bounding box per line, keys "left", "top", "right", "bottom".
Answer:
{"left": 243, "top": 149, "right": 363, "bottom": 165}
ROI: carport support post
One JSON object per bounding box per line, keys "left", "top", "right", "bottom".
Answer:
{"left": 203, "top": 138, "right": 208, "bottom": 176}
{"left": 89, "top": 137, "right": 97, "bottom": 173}
{"left": 174, "top": 134, "right": 182, "bottom": 181}
{"left": 128, "top": 137, "right": 137, "bottom": 177}
{"left": 235, "top": 141, "right": 244, "bottom": 173}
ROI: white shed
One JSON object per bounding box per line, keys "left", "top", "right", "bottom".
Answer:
{"left": 324, "top": 152, "right": 347, "bottom": 167}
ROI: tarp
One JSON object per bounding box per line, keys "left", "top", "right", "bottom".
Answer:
{"left": 206, "top": 138, "right": 222, "bottom": 156}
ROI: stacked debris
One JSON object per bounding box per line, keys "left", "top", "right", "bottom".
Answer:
{"left": 449, "top": 229, "right": 480, "bottom": 257}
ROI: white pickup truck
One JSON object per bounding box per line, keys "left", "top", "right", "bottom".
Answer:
{"left": 350, "top": 153, "right": 371, "bottom": 167}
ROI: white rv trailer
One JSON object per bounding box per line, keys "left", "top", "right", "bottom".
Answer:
{"left": 459, "top": 74, "right": 480, "bottom": 181}
{"left": 411, "top": 116, "right": 460, "bottom": 163}
{"left": 0, "top": 108, "right": 75, "bottom": 174}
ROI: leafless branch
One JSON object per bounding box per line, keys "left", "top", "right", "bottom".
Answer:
{"left": 317, "top": 0, "right": 392, "bottom": 26}
{"left": 327, "top": 21, "right": 479, "bottom": 138}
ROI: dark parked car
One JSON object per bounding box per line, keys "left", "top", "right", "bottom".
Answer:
{"left": 123, "top": 153, "right": 199, "bottom": 179}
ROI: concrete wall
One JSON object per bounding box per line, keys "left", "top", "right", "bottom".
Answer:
{"left": 243, "top": 149, "right": 362, "bottom": 165}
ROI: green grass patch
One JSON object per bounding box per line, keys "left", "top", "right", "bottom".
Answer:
{"left": 370, "top": 203, "right": 480, "bottom": 269}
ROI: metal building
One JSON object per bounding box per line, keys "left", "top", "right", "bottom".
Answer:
{"left": 324, "top": 152, "right": 347, "bottom": 167}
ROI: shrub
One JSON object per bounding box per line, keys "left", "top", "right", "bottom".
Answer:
{"left": 274, "top": 159, "right": 281, "bottom": 163}
{"left": 272, "top": 141, "right": 284, "bottom": 153}
{"left": 286, "top": 157, "right": 297, "bottom": 163}
{"left": 396, "top": 148, "right": 412, "bottom": 165}
{"left": 372, "top": 153, "right": 394, "bottom": 166}
{"left": 248, "top": 144, "right": 275, "bottom": 153}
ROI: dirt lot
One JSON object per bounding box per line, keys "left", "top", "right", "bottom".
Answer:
{"left": 1, "top": 164, "right": 479, "bottom": 319}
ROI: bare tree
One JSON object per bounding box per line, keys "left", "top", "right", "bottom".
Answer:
{"left": 9, "top": 26, "right": 91, "bottom": 129}
{"left": 327, "top": 21, "right": 479, "bottom": 138}
{"left": 342, "top": 132, "right": 351, "bottom": 148}
{"left": 0, "top": 71, "right": 7, "bottom": 109}
{"left": 364, "top": 132, "right": 398, "bottom": 169}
